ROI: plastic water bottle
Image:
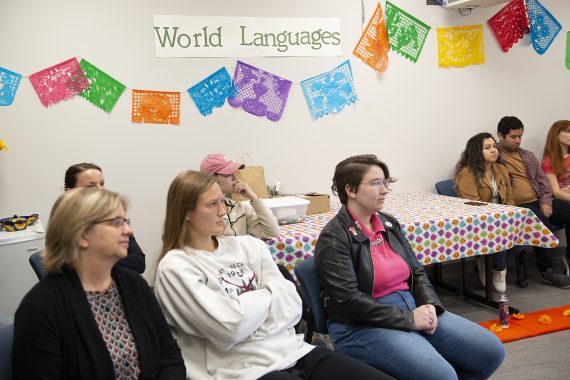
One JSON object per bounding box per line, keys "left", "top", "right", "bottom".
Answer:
{"left": 499, "top": 294, "right": 509, "bottom": 328}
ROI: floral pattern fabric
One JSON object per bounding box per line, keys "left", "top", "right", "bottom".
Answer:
{"left": 267, "top": 192, "right": 558, "bottom": 273}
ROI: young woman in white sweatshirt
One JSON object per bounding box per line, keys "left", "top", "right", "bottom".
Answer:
{"left": 154, "top": 170, "right": 394, "bottom": 380}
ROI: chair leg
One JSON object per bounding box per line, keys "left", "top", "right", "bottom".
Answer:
{"left": 516, "top": 248, "right": 528, "bottom": 288}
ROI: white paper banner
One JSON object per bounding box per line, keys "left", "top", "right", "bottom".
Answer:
{"left": 153, "top": 15, "right": 342, "bottom": 57}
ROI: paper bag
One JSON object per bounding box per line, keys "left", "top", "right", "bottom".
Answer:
{"left": 231, "top": 166, "right": 270, "bottom": 201}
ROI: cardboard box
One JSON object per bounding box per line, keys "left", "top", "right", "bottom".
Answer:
{"left": 296, "top": 193, "right": 331, "bottom": 215}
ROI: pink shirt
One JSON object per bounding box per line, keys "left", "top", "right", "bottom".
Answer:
{"left": 542, "top": 155, "right": 570, "bottom": 188}
{"left": 349, "top": 209, "right": 409, "bottom": 298}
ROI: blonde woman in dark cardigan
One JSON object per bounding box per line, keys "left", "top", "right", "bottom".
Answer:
{"left": 12, "top": 188, "right": 185, "bottom": 380}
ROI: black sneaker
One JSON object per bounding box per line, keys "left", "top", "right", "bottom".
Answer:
{"left": 541, "top": 268, "right": 570, "bottom": 288}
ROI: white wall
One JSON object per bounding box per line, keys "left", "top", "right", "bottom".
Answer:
{"left": 1, "top": 0, "right": 569, "bottom": 279}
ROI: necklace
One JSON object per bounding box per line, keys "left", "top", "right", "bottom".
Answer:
{"left": 371, "top": 236, "right": 384, "bottom": 246}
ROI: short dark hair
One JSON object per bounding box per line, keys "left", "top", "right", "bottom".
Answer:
{"left": 497, "top": 116, "right": 524, "bottom": 136}
{"left": 332, "top": 154, "right": 393, "bottom": 205}
{"left": 64, "top": 163, "right": 102, "bottom": 190}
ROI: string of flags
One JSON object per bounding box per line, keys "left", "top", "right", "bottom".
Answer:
{"left": 0, "top": 0, "right": 567, "bottom": 125}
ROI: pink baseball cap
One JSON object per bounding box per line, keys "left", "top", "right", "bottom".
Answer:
{"left": 200, "top": 154, "right": 245, "bottom": 175}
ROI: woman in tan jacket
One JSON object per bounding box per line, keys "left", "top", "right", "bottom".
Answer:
{"left": 455, "top": 132, "right": 514, "bottom": 293}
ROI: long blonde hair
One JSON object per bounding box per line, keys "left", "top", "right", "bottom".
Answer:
{"left": 43, "top": 188, "right": 127, "bottom": 274}
{"left": 158, "top": 170, "right": 216, "bottom": 263}
{"left": 544, "top": 120, "right": 570, "bottom": 176}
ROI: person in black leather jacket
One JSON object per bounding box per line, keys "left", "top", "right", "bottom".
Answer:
{"left": 315, "top": 154, "right": 505, "bottom": 380}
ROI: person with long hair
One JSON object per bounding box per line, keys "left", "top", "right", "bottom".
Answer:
{"left": 200, "top": 154, "right": 280, "bottom": 239}
{"left": 315, "top": 154, "right": 505, "bottom": 380}
{"left": 12, "top": 188, "right": 185, "bottom": 379}
{"left": 542, "top": 120, "right": 570, "bottom": 203}
{"left": 542, "top": 120, "right": 570, "bottom": 261}
{"left": 64, "top": 163, "right": 145, "bottom": 274}
{"left": 455, "top": 132, "right": 513, "bottom": 292}
{"left": 154, "top": 170, "right": 394, "bottom": 380}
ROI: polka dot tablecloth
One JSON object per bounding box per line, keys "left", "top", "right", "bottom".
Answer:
{"left": 266, "top": 192, "right": 559, "bottom": 273}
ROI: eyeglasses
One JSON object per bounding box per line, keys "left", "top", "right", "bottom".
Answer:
{"left": 361, "top": 179, "right": 391, "bottom": 190}
{"left": 92, "top": 216, "right": 131, "bottom": 228}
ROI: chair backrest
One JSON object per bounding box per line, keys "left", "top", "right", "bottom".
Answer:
{"left": 435, "top": 179, "right": 457, "bottom": 197}
{"left": 293, "top": 257, "right": 327, "bottom": 342}
{"left": 0, "top": 323, "right": 13, "bottom": 380}
{"left": 29, "top": 251, "right": 46, "bottom": 280}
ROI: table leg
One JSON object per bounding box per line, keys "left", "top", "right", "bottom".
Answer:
{"left": 433, "top": 255, "right": 520, "bottom": 315}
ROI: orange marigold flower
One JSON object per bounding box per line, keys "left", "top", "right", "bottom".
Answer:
{"left": 563, "top": 310, "right": 570, "bottom": 317}
{"left": 489, "top": 324, "right": 502, "bottom": 333}
{"left": 512, "top": 313, "right": 525, "bottom": 320}
{"left": 539, "top": 314, "right": 552, "bottom": 325}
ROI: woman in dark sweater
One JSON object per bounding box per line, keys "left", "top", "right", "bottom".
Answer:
{"left": 64, "top": 162, "right": 146, "bottom": 274}
{"left": 12, "top": 188, "right": 185, "bottom": 380}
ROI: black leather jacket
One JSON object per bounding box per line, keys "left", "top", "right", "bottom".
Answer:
{"left": 315, "top": 205, "right": 444, "bottom": 331}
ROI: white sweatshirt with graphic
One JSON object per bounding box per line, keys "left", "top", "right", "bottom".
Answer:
{"left": 154, "top": 235, "right": 313, "bottom": 380}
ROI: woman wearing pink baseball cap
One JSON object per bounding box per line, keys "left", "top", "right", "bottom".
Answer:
{"left": 200, "top": 154, "right": 280, "bottom": 239}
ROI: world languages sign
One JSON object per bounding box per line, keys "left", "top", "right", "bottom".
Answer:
{"left": 153, "top": 15, "right": 342, "bottom": 57}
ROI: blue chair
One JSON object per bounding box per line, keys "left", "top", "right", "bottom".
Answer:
{"left": 294, "top": 257, "right": 327, "bottom": 343}
{"left": 29, "top": 251, "right": 46, "bottom": 280}
{"left": 0, "top": 323, "right": 13, "bottom": 380}
{"left": 435, "top": 179, "right": 457, "bottom": 197}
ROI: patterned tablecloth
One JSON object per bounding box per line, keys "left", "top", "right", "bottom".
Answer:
{"left": 266, "top": 192, "right": 559, "bottom": 272}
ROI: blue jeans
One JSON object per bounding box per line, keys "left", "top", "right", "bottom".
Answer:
{"left": 327, "top": 291, "right": 505, "bottom": 380}
{"left": 493, "top": 249, "right": 507, "bottom": 271}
